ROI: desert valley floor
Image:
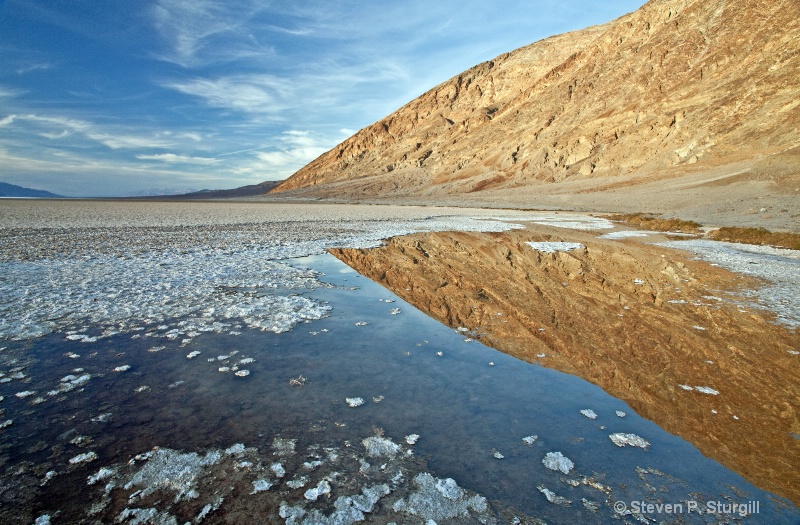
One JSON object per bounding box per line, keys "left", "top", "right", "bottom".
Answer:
{"left": 0, "top": 200, "right": 797, "bottom": 524}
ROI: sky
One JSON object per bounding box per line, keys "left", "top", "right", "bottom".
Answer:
{"left": 0, "top": 0, "right": 644, "bottom": 197}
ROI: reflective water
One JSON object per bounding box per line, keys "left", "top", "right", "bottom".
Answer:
{"left": 1, "top": 253, "right": 797, "bottom": 524}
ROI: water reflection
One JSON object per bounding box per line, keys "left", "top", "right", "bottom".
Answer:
{"left": 0, "top": 253, "right": 796, "bottom": 524}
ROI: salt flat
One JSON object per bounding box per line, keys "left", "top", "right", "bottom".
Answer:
{"left": 1, "top": 199, "right": 798, "bottom": 523}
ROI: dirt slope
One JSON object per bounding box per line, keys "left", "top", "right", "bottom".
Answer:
{"left": 272, "top": 0, "right": 800, "bottom": 219}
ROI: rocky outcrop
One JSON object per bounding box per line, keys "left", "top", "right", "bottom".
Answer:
{"left": 273, "top": 0, "right": 800, "bottom": 200}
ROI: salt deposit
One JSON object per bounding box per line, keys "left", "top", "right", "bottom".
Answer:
{"left": 392, "top": 473, "right": 489, "bottom": 521}
{"left": 346, "top": 397, "right": 365, "bottom": 408}
{"left": 537, "top": 485, "right": 571, "bottom": 506}
{"left": 0, "top": 205, "right": 539, "bottom": 343}
{"left": 252, "top": 479, "right": 272, "bottom": 494}
{"left": 658, "top": 239, "right": 800, "bottom": 327}
{"left": 542, "top": 452, "right": 574, "bottom": 474}
{"left": 580, "top": 409, "right": 598, "bottom": 420}
{"left": 304, "top": 480, "right": 331, "bottom": 501}
{"left": 526, "top": 241, "right": 585, "bottom": 253}
{"left": 69, "top": 451, "right": 98, "bottom": 465}
{"left": 598, "top": 230, "right": 653, "bottom": 239}
{"left": 517, "top": 214, "right": 614, "bottom": 231}
{"left": 609, "top": 433, "right": 650, "bottom": 449}
{"left": 362, "top": 436, "right": 400, "bottom": 457}
{"left": 694, "top": 386, "right": 720, "bottom": 395}
{"left": 123, "top": 448, "right": 222, "bottom": 501}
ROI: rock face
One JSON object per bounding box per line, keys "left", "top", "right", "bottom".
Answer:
{"left": 273, "top": 0, "right": 799, "bottom": 201}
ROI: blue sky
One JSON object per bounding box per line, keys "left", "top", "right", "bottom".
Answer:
{"left": 0, "top": 0, "right": 643, "bottom": 197}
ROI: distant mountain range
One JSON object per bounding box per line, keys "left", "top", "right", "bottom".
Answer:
{"left": 134, "top": 181, "right": 281, "bottom": 200}
{"left": 0, "top": 181, "right": 63, "bottom": 198}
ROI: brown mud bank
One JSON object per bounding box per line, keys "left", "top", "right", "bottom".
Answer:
{"left": 330, "top": 227, "right": 800, "bottom": 504}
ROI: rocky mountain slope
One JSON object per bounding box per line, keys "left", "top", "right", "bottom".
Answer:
{"left": 272, "top": 0, "right": 799, "bottom": 214}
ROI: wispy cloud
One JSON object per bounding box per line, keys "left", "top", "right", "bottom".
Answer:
{"left": 165, "top": 75, "right": 291, "bottom": 114}
{"left": 137, "top": 153, "right": 217, "bottom": 164}
{"left": 5, "top": 114, "right": 175, "bottom": 150}
{"left": 243, "top": 130, "right": 333, "bottom": 177}
{"left": 39, "top": 130, "right": 71, "bottom": 139}
{"left": 87, "top": 132, "right": 173, "bottom": 150}
{"left": 151, "top": 0, "right": 275, "bottom": 67}
{"left": 17, "top": 63, "right": 52, "bottom": 75}
{"left": 0, "top": 86, "right": 25, "bottom": 98}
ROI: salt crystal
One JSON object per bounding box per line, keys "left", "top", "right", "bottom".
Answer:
{"left": 304, "top": 480, "right": 331, "bottom": 501}
{"left": 362, "top": 436, "right": 400, "bottom": 457}
{"left": 580, "top": 409, "right": 598, "bottom": 420}
{"left": 69, "top": 451, "right": 98, "bottom": 465}
{"left": 346, "top": 397, "right": 365, "bottom": 408}
{"left": 252, "top": 479, "right": 273, "bottom": 494}
{"left": 537, "top": 485, "right": 571, "bottom": 505}
{"left": 542, "top": 452, "right": 574, "bottom": 474}
{"left": 522, "top": 435, "right": 538, "bottom": 445}
{"left": 526, "top": 241, "right": 585, "bottom": 253}
{"left": 113, "top": 365, "right": 131, "bottom": 372}
{"left": 609, "top": 433, "right": 650, "bottom": 449}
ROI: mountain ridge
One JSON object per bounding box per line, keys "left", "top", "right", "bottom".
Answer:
{"left": 0, "top": 181, "right": 63, "bottom": 198}
{"left": 271, "top": 0, "right": 800, "bottom": 218}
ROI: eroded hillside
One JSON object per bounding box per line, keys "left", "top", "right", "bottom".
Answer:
{"left": 273, "top": 0, "right": 800, "bottom": 202}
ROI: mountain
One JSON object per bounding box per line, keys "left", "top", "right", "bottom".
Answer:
{"left": 133, "top": 181, "right": 281, "bottom": 200}
{"left": 272, "top": 0, "right": 800, "bottom": 217}
{"left": 0, "top": 181, "right": 63, "bottom": 198}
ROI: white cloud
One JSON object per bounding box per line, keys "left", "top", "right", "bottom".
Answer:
{"left": 151, "top": 0, "right": 275, "bottom": 67}
{"left": 137, "top": 153, "right": 217, "bottom": 164}
{"left": 19, "top": 114, "right": 92, "bottom": 132}
{"left": 16, "top": 63, "right": 52, "bottom": 75}
{"left": 165, "top": 75, "right": 291, "bottom": 114}
{"left": 39, "top": 130, "right": 71, "bottom": 139}
{"left": 4, "top": 114, "right": 177, "bottom": 150}
{"left": 86, "top": 132, "right": 173, "bottom": 150}
{"left": 247, "top": 130, "right": 332, "bottom": 175}
{"left": 0, "top": 87, "right": 25, "bottom": 98}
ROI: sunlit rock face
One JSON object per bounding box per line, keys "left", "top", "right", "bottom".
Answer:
{"left": 274, "top": 0, "right": 800, "bottom": 208}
